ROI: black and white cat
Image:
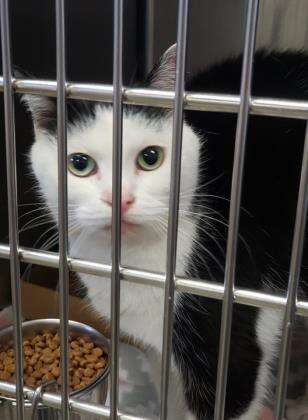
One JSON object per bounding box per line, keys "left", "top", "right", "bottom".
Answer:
{"left": 23, "top": 47, "right": 308, "bottom": 419}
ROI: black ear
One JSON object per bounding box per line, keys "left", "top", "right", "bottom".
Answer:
{"left": 21, "top": 93, "right": 57, "bottom": 133}
{"left": 148, "top": 44, "right": 177, "bottom": 90}
{"left": 14, "top": 67, "right": 57, "bottom": 133}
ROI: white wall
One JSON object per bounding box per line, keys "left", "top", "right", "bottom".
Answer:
{"left": 152, "top": 0, "right": 308, "bottom": 73}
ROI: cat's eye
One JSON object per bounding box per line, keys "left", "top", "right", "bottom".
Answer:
{"left": 137, "top": 146, "right": 164, "bottom": 171}
{"left": 68, "top": 153, "right": 97, "bottom": 177}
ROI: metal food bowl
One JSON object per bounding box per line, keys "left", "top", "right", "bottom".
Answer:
{"left": 0, "top": 319, "right": 110, "bottom": 420}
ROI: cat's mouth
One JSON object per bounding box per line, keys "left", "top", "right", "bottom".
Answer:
{"left": 103, "top": 219, "right": 139, "bottom": 234}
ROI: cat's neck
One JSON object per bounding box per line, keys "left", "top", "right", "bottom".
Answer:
{"left": 69, "top": 225, "right": 167, "bottom": 273}
{"left": 68, "top": 217, "right": 196, "bottom": 352}
{"left": 68, "top": 217, "right": 196, "bottom": 276}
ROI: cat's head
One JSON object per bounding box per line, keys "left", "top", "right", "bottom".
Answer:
{"left": 24, "top": 45, "right": 200, "bottom": 239}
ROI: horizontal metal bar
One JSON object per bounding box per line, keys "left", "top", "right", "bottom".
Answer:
{"left": 1, "top": 77, "right": 308, "bottom": 119}
{"left": 0, "top": 381, "right": 147, "bottom": 420}
{"left": 0, "top": 243, "right": 308, "bottom": 316}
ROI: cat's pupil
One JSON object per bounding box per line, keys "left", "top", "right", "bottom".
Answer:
{"left": 142, "top": 147, "right": 158, "bottom": 166}
{"left": 71, "top": 154, "right": 88, "bottom": 171}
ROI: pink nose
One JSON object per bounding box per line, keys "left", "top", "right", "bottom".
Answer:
{"left": 121, "top": 196, "right": 135, "bottom": 213}
{"left": 103, "top": 195, "right": 135, "bottom": 214}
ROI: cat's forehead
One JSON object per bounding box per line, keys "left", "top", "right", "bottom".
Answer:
{"left": 68, "top": 105, "right": 172, "bottom": 155}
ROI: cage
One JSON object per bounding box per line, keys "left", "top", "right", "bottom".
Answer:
{"left": 0, "top": 1, "right": 308, "bottom": 419}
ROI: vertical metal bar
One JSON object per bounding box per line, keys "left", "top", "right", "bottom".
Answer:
{"left": 144, "top": 0, "right": 155, "bottom": 76}
{"left": 214, "top": 1, "right": 259, "bottom": 419}
{"left": 160, "top": 1, "right": 189, "bottom": 419}
{"left": 55, "top": 0, "right": 70, "bottom": 418}
{"left": 274, "top": 125, "right": 308, "bottom": 418}
{"left": 110, "top": 0, "right": 123, "bottom": 419}
{"left": 0, "top": 1, "right": 24, "bottom": 418}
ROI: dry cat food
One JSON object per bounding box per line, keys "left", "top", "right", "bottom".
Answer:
{"left": 0, "top": 330, "right": 108, "bottom": 392}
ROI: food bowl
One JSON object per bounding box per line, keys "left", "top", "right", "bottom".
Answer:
{"left": 0, "top": 319, "right": 110, "bottom": 420}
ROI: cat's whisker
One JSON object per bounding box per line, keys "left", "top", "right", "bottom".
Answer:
{"left": 19, "top": 212, "right": 54, "bottom": 229}
{"left": 33, "top": 225, "right": 58, "bottom": 249}
{"left": 175, "top": 208, "right": 251, "bottom": 258}
{"left": 18, "top": 202, "right": 45, "bottom": 207}
{"left": 148, "top": 217, "right": 168, "bottom": 240}
{"left": 155, "top": 214, "right": 224, "bottom": 279}
{"left": 36, "top": 221, "right": 81, "bottom": 250}
{"left": 156, "top": 220, "right": 215, "bottom": 280}
{"left": 19, "top": 208, "right": 77, "bottom": 228}
{"left": 19, "top": 207, "right": 51, "bottom": 221}
{"left": 19, "top": 220, "right": 55, "bottom": 235}
{"left": 18, "top": 202, "right": 79, "bottom": 209}
{"left": 40, "top": 234, "right": 59, "bottom": 251}
{"left": 180, "top": 215, "right": 226, "bottom": 258}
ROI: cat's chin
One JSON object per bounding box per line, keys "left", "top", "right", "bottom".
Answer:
{"left": 102, "top": 220, "right": 139, "bottom": 235}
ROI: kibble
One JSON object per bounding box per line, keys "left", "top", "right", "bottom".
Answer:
{"left": 0, "top": 330, "right": 108, "bottom": 392}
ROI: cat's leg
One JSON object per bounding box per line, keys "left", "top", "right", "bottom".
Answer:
{"left": 145, "top": 347, "right": 193, "bottom": 420}
{"left": 231, "top": 308, "right": 283, "bottom": 420}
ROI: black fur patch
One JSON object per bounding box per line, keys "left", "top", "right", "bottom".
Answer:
{"left": 173, "top": 50, "right": 308, "bottom": 419}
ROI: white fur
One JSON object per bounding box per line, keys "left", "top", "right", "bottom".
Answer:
{"left": 29, "top": 103, "right": 282, "bottom": 419}
{"left": 30, "top": 105, "right": 199, "bottom": 417}
{"left": 30, "top": 106, "right": 199, "bottom": 345}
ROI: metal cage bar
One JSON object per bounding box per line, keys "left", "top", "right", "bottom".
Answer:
{"left": 214, "top": 1, "right": 259, "bottom": 418}
{"left": 0, "top": 0, "right": 24, "bottom": 418}
{"left": 110, "top": 0, "right": 124, "bottom": 418}
{"left": 55, "top": 0, "right": 70, "bottom": 418}
{"left": 0, "top": 380, "right": 148, "bottom": 420}
{"left": 0, "top": 243, "right": 308, "bottom": 316}
{"left": 274, "top": 123, "right": 308, "bottom": 416}
{"left": 3, "top": 78, "right": 308, "bottom": 119}
{"left": 144, "top": 0, "right": 155, "bottom": 76}
{"left": 160, "top": 1, "right": 188, "bottom": 418}
{"left": 0, "top": 2, "right": 308, "bottom": 419}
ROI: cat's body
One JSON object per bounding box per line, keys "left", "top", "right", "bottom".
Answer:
{"left": 25, "top": 49, "right": 308, "bottom": 419}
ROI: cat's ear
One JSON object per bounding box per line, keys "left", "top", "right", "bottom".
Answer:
{"left": 21, "top": 94, "right": 56, "bottom": 132}
{"left": 14, "top": 67, "right": 57, "bottom": 132}
{"left": 148, "top": 43, "right": 177, "bottom": 90}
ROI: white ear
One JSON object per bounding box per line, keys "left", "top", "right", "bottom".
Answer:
{"left": 21, "top": 94, "right": 56, "bottom": 132}
{"left": 149, "top": 43, "right": 177, "bottom": 90}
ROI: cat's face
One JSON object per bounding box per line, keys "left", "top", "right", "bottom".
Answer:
{"left": 25, "top": 45, "right": 200, "bottom": 239}
{"left": 29, "top": 105, "right": 199, "bottom": 236}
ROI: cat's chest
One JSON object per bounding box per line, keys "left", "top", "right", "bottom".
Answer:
{"left": 82, "top": 272, "right": 166, "bottom": 350}
{"left": 69, "top": 230, "right": 166, "bottom": 346}
{"left": 69, "top": 223, "right": 195, "bottom": 350}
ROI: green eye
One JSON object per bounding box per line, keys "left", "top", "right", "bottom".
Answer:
{"left": 137, "top": 146, "right": 164, "bottom": 171}
{"left": 68, "top": 153, "right": 97, "bottom": 177}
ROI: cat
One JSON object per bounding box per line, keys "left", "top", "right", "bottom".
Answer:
{"left": 23, "top": 46, "right": 308, "bottom": 419}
